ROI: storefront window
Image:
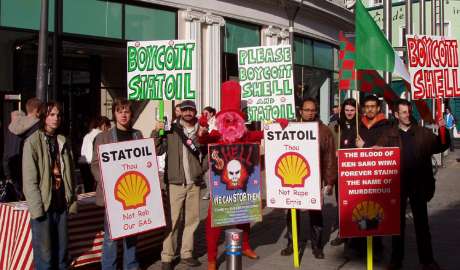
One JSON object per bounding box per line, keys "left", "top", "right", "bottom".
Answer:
{"left": 125, "top": 5, "right": 176, "bottom": 41}
{"left": 63, "top": 0, "right": 122, "bottom": 39}
{"left": 1, "top": 0, "right": 55, "bottom": 30}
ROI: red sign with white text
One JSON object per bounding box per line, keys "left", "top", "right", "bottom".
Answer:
{"left": 406, "top": 35, "right": 460, "bottom": 99}
{"left": 338, "top": 148, "right": 400, "bottom": 238}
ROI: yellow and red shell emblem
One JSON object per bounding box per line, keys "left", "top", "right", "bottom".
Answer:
{"left": 352, "top": 200, "right": 384, "bottom": 230}
{"left": 275, "top": 152, "right": 310, "bottom": 188}
{"left": 114, "top": 171, "right": 151, "bottom": 210}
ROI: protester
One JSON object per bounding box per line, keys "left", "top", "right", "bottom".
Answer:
{"left": 153, "top": 100, "right": 205, "bottom": 270}
{"left": 200, "top": 106, "right": 217, "bottom": 200}
{"left": 79, "top": 116, "right": 110, "bottom": 192}
{"left": 23, "top": 101, "right": 77, "bottom": 270}
{"left": 357, "top": 95, "right": 390, "bottom": 148}
{"left": 281, "top": 97, "right": 337, "bottom": 259}
{"left": 329, "top": 105, "right": 340, "bottom": 123}
{"left": 444, "top": 107, "right": 455, "bottom": 152}
{"left": 173, "top": 103, "right": 182, "bottom": 124}
{"left": 198, "top": 81, "right": 262, "bottom": 270}
{"left": 328, "top": 98, "right": 357, "bottom": 246}
{"left": 377, "top": 99, "right": 449, "bottom": 270}
{"left": 3, "top": 97, "right": 42, "bottom": 201}
{"left": 91, "top": 98, "right": 143, "bottom": 270}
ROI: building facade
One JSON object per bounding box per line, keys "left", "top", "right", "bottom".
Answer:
{"left": 0, "top": 0, "right": 353, "bottom": 157}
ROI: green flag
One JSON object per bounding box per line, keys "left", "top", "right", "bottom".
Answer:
{"left": 355, "top": 0, "right": 410, "bottom": 81}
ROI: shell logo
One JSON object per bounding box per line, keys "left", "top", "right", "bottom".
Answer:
{"left": 114, "top": 171, "right": 151, "bottom": 210}
{"left": 275, "top": 152, "right": 310, "bottom": 188}
{"left": 352, "top": 200, "right": 384, "bottom": 231}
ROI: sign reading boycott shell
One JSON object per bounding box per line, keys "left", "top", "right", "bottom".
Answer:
{"left": 338, "top": 148, "right": 400, "bottom": 238}
{"left": 98, "top": 138, "right": 165, "bottom": 240}
{"left": 264, "top": 122, "right": 321, "bottom": 210}
{"left": 127, "top": 40, "right": 197, "bottom": 101}
{"left": 406, "top": 35, "right": 460, "bottom": 99}
{"left": 209, "top": 143, "right": 262, "bottom": 227}
{"left": 238, "top": 45, "right": 295, "bottom": 121}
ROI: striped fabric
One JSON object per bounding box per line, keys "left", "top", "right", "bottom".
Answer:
{"left": 338, "top": 31, "right": 356, "bottom": 91}
{"left": 0, "top": 192, "right": 166, "bottom": 269}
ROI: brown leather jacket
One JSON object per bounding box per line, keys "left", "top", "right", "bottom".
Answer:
{"left": 318, "top": 121, "right": 338, "bottom": 186}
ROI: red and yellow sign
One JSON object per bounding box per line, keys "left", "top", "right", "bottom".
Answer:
{"left": 275, "top": 152, "right": 310, "bottom": 188}
{"left": 114, "top": 171, "right": 151, "bottom": 210}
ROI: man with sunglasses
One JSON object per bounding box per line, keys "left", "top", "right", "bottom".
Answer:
{"left": 153, "top": 100, "right": 206, "bottom": 270}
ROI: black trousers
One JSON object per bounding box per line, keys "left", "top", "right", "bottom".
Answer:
{"left": 285, "top": 209, "right": 324, "bottom": 249}
{"left": 391, "top": 190, "right": 434, "bottom": 265}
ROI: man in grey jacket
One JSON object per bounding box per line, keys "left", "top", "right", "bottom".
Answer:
{"left": 23, "top": 101, "right": 77, "bottom": 270}
{"left": 153, "top": 100, "right": 206, "bottom": 270}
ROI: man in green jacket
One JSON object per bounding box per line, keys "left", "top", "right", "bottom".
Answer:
{"left": 152, "top": 100, "right": 207, "bottom": 270}
{"left": 22, "top": 101, "right": 77, "bottom": 270}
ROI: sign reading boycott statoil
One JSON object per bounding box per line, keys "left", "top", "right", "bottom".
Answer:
{"left": 406, "top": 35, "right": 460, "bottom": 99}
{"left": 98, "top": 138, "right": 165, "bottom": 240}
{"left": 338, "top": 148, "right": 400, "bottom": 238}
{"left": 127, "top": 40, "right": 197, "bottom": 101}
{"left": 238, "top": 45, "right": 295, "bottom": 121}
{"left": 264, "top": 122, "right": 321, "bottom": 210}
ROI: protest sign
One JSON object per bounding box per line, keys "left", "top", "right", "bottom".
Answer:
{"left": 98, "top": 138, "right": 165, "bottom": 240}
{"left": 237, "top": 45, "right": 295, "bottom": 121}
{"left": 406, "top": 35, "right": 460, "bottom": 99}
{"left": 127, "top": 40, "right": 197, "bottom": 101}
{"left": 209, "top": 143, "right": 262, "bottom": 227}
{"left": 338, "top": 148, "right": 400, "bottom": 238}
{"left": 264, "top": 122, "right": 321, "bottom": 210}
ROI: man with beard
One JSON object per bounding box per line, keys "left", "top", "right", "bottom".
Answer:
{"left": 153, "top": 100, "right": 206, "bottom": 270}
{"left": 356, "top": 95, "right": 390, "bottom": 148}
{"left": 280, "top": 97, "right": 337, "bottom": 259}
{"left": 377, "top": 99, "right": 448, "bottom": 270}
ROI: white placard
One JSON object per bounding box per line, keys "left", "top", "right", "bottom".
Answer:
{"left": 127, "top": 40, "right": 197, "bottom": 101}
{"left": 98, "top": 138, "right": 165, "bottom": 240}
{"left": 264, "top": 122, "right": 321, "bottom": 210}
{"left": 238, "top": 45, "right": 296, "bottom": 121}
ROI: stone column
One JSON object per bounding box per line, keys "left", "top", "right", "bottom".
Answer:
{"left": 202, "top": 13, "right": 225, "bottom": 111}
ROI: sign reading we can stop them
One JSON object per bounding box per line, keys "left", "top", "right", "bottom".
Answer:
{"left": 406, "top": 35, "right": 460, "bottom": 99}
{"left": 127, "top": 40, "right": 197, "bottom": 101}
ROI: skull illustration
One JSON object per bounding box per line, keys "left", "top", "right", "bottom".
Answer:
{"left": 227, "top": 160, "right": 242, "bottom": 186}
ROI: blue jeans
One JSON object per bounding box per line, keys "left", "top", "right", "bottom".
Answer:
{"left": 102, "top": 218, "right": 139, "bottom": 270}
{"left": 30, "top": 210, "right": 68, "bottom": 270}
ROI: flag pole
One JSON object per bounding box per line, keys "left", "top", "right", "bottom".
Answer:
{"left": 291, "top": 209, "right": 300, "bottom": 268}
{"left": 367, "top": 236, "right": 373, "bottom": 270}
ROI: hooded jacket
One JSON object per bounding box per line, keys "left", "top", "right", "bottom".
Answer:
{"left": 2, "top": 114, "right": 40, "bottom": 180}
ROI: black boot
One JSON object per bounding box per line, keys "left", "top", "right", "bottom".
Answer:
{"left": 311, "top": 225, "right": 324, "bottom": 259}
{"left": 280, "top": 240, "right": 293, "bottom": 256}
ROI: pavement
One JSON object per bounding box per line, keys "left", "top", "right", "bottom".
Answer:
{"left": 112, "top": 153, "right": 460, "bottom": 270}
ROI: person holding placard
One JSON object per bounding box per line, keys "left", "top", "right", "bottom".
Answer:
{"left": 91, "top": 98, "right": 143, "bottom": 270}
{"left": 280, "top": 97, "right": 337, "bottom": 259}
{"left": 356, "top": 95, "right": 390, "bottom": 148}
{"left": 23, "top": 101, "right": 77, "bottom": 270}
{"left": 377, "top": 99, "right": 449, "bottom": 270}
{"left": 152, "top": 100, "right": 206, "bottom": 270}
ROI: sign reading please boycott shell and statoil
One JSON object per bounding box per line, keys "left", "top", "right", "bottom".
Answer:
{"left": 98, "top": 138, "right": 165, "bottom": 240}
{"left": 264, "top": 122, "right": 321, "bottom": 210}
{"left": 238, "top": 45, "right": 296, "bottom": 121}
{"left": 127, "top": 40, "right": 197, "bottom": 101}
{"left": 406, "top": 35, "right": 460, "bottom": 99}
{"left": 338, "top": 148, "right": 400, "bottom": 238}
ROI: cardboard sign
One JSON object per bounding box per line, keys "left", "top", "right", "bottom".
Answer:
{"left": 237, "top": 45, "right": 296, "bottom": 121}
{"left": 127, "top": 40, "right": 197, "bottom": 101}
{"left": 264, "top": 122, "right": 322, "bottom": 210}
{"left": 98, "top": 138, "right": 165, "bottom": 240}
{"left": 338, "top": 148, "right": 400, "bottom": 238}
{"left": 406, "top": 35, "right": 460, "bottom": 99}
{"left": 209, "top": 143, "right": 262, "bottom": 227}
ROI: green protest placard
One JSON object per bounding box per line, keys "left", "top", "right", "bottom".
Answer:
{"left": 127, "top": 40, "right": 197, "bottom": 101}
{"left": 238, "top": 45, "right": 295, "bottom": 121}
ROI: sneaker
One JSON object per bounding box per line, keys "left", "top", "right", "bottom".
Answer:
{"left": 202, "top": 193, "right": 210, "bottom": 200}
{"left": 330, "top": 236, "right": 346, "bottom": 246}
{"left": 161, "top": 262, "right": 173, "bottom": 270}
{"left": 181, "top": 257, "right": 201, "bottom": 267}
{"left": 208, "top": 261, "right": 217, "bottom": 270}
{"left": 242, "top": 249, "right": 259, "bottom": 259}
